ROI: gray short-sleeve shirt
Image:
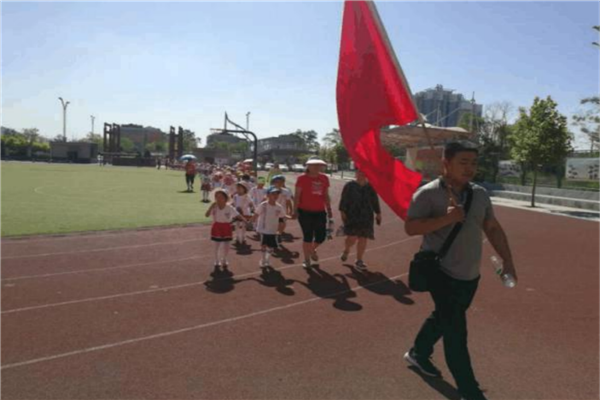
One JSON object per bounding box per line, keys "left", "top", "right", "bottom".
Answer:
{"left": 407, "top": 178, "right": 494, "bottom": 281}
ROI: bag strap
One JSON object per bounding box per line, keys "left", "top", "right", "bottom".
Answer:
{"left": 438, "top": 185, "right": 474, "bottom": 259}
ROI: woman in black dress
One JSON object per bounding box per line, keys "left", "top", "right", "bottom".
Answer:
{"left": 338, "top": 169, "right": 382, "bottom": 271}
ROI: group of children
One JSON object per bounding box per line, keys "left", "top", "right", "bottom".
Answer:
{"left": 204, "top": 171, "right": 295, "bottom": 272}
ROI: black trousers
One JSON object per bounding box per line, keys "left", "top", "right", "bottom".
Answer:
{"left": 413, "top": 269, "right": 481, "bottom": 395}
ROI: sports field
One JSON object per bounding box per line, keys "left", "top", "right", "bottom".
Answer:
{"left": 1, "top": 162, "right": 212, "bottom": 237}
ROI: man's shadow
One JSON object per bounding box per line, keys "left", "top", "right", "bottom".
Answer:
{"left": 248, "top": 266, "right": 296, "bottom": 296}
{"left": 407, "top": 366, "right": 463, "bottom": 400}
{"left": 293, "top": 266, "right": 362, "bottom": 311}
{"left": 204, "top": 266, "right": 248, "bottom": 294}
{"left": 344, "top": 265, "right": 414, "bottom": 305}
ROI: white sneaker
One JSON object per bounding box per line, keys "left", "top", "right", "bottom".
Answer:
{"left": 355, "top": 260, "right": 368, "bottom": 272}
{"left": 302, "top": 260, "right": 311, "bottom": 270}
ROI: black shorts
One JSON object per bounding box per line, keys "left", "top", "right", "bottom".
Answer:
{"left": 297, "top": 209, "right": 327, "bottom": 244}
{"left": 186, "top": 174, "right": 195, "bottom": 184}
{"left": 261, "top": 234, "right": 278, "bottom": 249}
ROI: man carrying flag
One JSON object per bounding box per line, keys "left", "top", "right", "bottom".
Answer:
{"left": 336, "top": 2, "right": 516, "bottom": 400}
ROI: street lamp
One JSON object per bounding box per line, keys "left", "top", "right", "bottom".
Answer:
{"left": 90, "top": 115, "right": 96, "bottom": 135}
{"left": 58, "top": 97, "right": 70, "bottom": 142}
{"left": 246, "top": 111, "right": 251, "bottom": 131}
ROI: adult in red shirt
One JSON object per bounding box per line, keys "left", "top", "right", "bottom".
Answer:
{"left": 293, "top": 158, "right": 332, "bottom": 269}
{"left": 184, "top": 160, "right": 197, "bottom": 192}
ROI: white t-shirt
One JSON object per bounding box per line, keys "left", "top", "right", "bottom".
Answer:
{"left": 276, "top": 187, "right": 293, "bottom": 211}
{"left": 225, "top": 184, "right": 238, "bottom": 196}
{"left": 211, "top": 204, "right": 239, "bottom": 223}
{"left": 255, "top": 201, "right": 285, "bottom": 235}
{"left": 232, "top": 194, "right": 253, "bottom": 215}
{"left": 249, "top": 187, "right": 267, "bottom": 206}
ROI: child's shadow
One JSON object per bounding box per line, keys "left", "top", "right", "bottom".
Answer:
{"left": 248, "top": 266, "right": 295, "bottom": 296}
{"left": 272, "top": 246, "right": 300, "bottom": 265}
{"left": 293, "top": 266, "right": 362, "bottom": 312}
{"left": 204, "top": 266, "right": 248, "bottom": 294}
{"left": 344, "top": 264, "right": 414, "bottom": 305}
{"left": 233, "top": 241, "right": 256, "bottom": 255}
{"left": 280, "top": 232, "right": 300, "bottom": 243}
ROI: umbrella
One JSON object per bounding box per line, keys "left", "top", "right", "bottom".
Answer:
{"left": 179, "top": 154, "right": 197, "bottom": 161}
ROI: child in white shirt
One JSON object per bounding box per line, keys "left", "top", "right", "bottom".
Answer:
{"left": 232, "top": 182, "right": 254, "bottom": 245}
{"left": 270, "top": 175, "right": 294, "bottom": 248}
{"left": 253, "top": 187, "right": 286, "bottom": 268}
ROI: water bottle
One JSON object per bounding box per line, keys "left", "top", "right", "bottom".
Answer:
{"left": 490, "top": 256, "right": 516, "bottom": 288}
{"left": 326, "top": 219, "right": 335, "bottom": 240}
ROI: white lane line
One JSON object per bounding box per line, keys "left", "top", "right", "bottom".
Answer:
{"left": 1, "top": 216, "right": 400, "bottom": 261}
{"left": 1, "top": 218, "right": 402, "bottom": 280}
{"left": 1, "top": 237, "right": 418, "bottom": 315}
{"left": 1, "top": 238, "right": 207, "bottom": 260}
{"left": 1, "top": 255, "right": 204, "bottom": 282}
{"left": 0, "top": 271, "right": 410, "bottom": 371}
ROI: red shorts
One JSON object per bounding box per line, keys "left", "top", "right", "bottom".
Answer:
{"left": 211, "top": 222, "right": 233, "bottom": 242}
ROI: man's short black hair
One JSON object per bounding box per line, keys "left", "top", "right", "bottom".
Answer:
{"left": 443, "top": 141, "right": 479, "bottom": 160}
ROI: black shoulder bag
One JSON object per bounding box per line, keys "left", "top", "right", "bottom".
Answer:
{"left": 408, "top": 186, "right": 473, "bottom": 292}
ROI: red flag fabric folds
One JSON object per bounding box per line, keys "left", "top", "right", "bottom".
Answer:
{"left": 336, "top": 0, "right": 422, "bottom": 220}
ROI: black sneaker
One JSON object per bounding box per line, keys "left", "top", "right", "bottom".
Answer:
{"left": 404, "top": 349, "right": 442, "bottom": 378}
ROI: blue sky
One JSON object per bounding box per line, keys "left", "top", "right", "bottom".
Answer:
{"left": 2, "top": 1, "right": 599, "bottom": 149}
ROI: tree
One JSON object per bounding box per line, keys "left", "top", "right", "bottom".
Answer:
{"left": 182, "top": 129, "right": 199, "bottom": 152}
{"left": 84, "top": 132, "right": 104, "bottom": 150}
{"left": 22, "top": 128, "right": 40, "bottom": 158}
{"left": 458, "top": 112, "right": 486, "bottom": 134}
{"left": 511, "top": 96, "right": 572, "bottom": 207}
{"left": 572, "top": 96, "right": 600, "bottom": 151}
{"left": 291, "top": 129, "right": 320, "bottom": 152}
{"left": 323, "top": 128, "right": 342, "bottom": 147}
{"left": 119, "top": 137, "right": 135, "bottom": 153}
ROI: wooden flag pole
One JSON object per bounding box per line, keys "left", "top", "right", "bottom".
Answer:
{"left": 366, "top": 0, "right": 435, "bottom": 151}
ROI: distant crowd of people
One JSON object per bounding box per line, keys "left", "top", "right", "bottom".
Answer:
{"left": 174, "top": 158, "right": 382, "bottom": 278}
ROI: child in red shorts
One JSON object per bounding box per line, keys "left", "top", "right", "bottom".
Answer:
{"left": 205, "top": 189, "right": 242, "bottom": 271}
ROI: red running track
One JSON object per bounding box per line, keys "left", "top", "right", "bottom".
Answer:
{"left": 1, "top": 178, "right": 598, "bottom": 399}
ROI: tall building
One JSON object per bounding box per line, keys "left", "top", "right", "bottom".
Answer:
{"left": 257, "top": 134, "right": 310, "bottom": 163}
{"left": 119, "top": 124, "right": 166, "bottom": 151}
{"left": 206, "top": 131, "right": 244, "bottom": 147}
{"left": 414, "top": 85, "right": 483, "bottom": 128}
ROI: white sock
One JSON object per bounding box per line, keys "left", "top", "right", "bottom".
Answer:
{"left": 221, "top": 242, "right": 230, "bottom": 265}
{"left": 214, "top": 242, "right": 221, "bottom": 265}
{"left": 240, "top": 223, "right": 247, "bottom": 241}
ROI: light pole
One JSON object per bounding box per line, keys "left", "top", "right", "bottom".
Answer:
{"left": 90, "top": 115, "right": 96, "bottom": 135}
{"left": 58, "top": 97, "right": 70, "bottom": 142}
{"left": 246, "top": 111, "right": 251, "bottom": 131}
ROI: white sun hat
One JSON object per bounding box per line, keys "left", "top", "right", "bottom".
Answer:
{"left": 305, "top": 158, "right": 327, "bottom": 166}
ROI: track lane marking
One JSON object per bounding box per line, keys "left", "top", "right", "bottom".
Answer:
{"left": 1, "top": 270, "right": 411, "bottom": 370}
{"left": 1, "top": 237, "right": 417, "bottom": 314}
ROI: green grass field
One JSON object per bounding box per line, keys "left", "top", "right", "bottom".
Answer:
{"left": 1, "top": 162, "right": 212, "bottom": 237}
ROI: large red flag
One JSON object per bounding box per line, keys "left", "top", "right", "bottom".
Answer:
{"left": 336, "top": 0, "right": 422, "bottom": 220}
